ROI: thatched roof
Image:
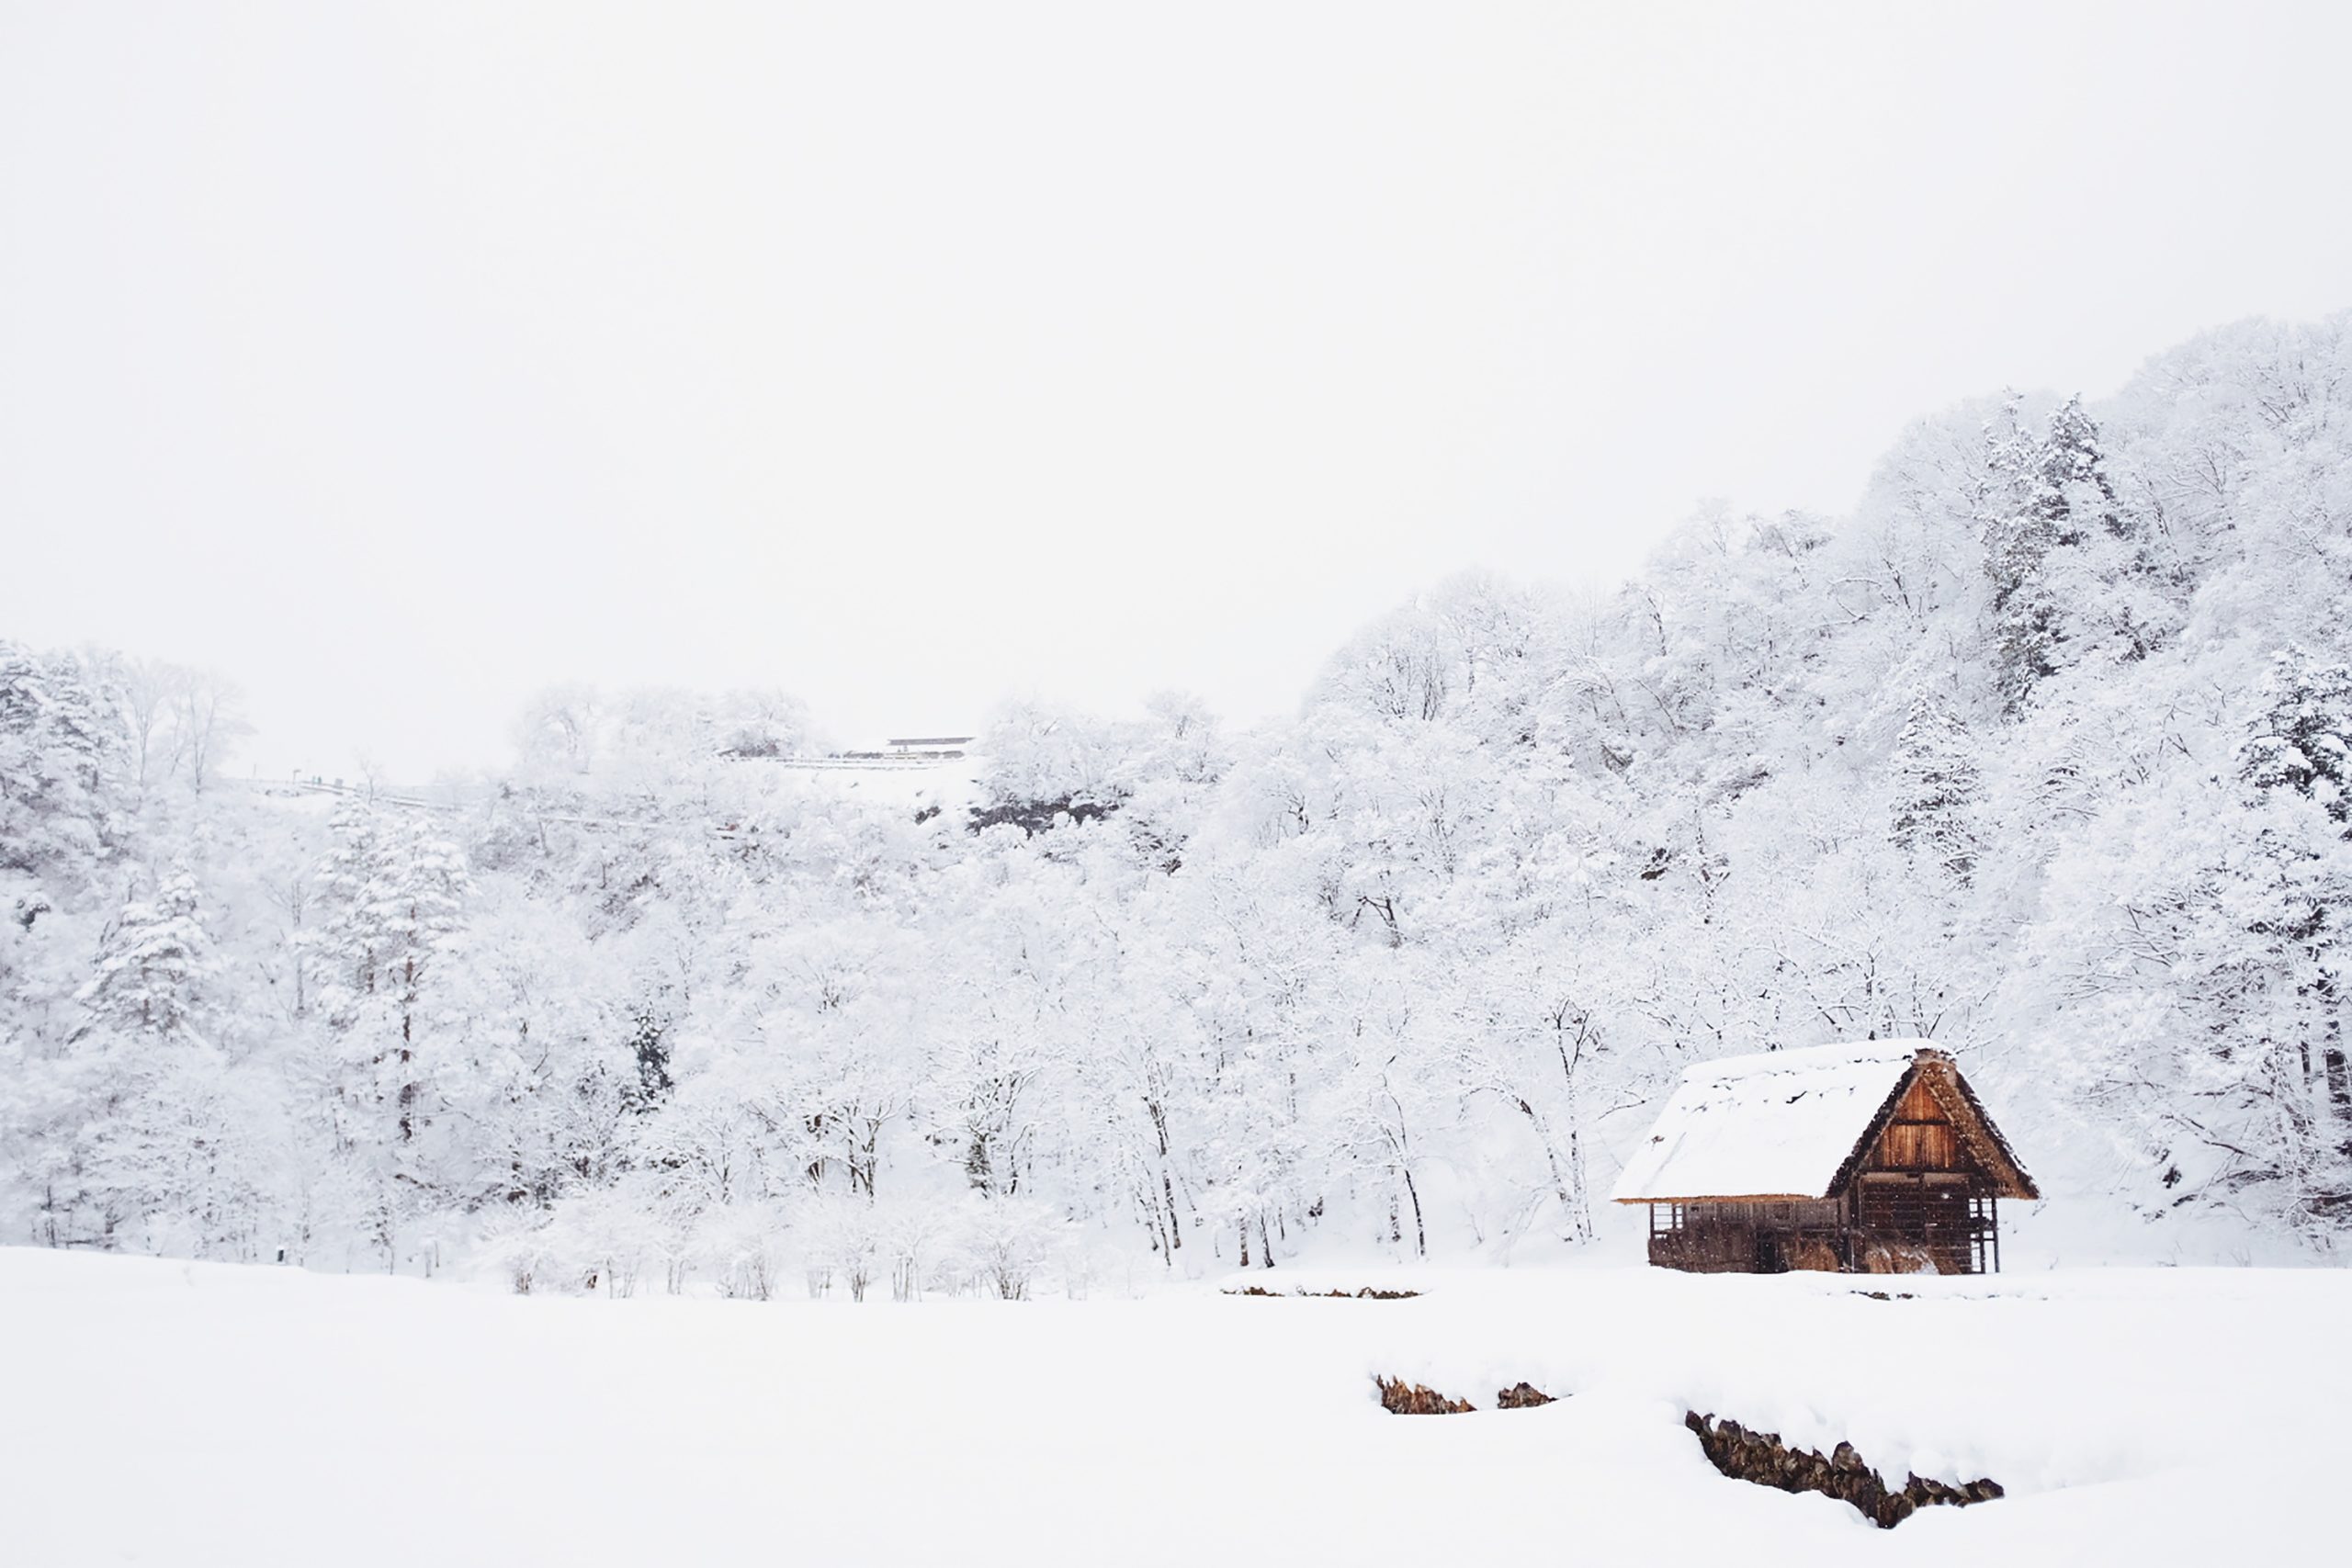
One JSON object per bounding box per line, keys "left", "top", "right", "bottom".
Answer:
{"left": 1611, "top": 1040, "right": 2037, "bottom": 1204}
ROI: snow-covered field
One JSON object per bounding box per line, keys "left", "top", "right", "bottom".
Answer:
{"left": 7, "top": 1249, "right": 2345, "bottom": 1566}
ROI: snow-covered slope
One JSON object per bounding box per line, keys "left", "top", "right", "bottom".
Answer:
{"left": 6, "top": 1248, "right": 2344, "bottom": 1565}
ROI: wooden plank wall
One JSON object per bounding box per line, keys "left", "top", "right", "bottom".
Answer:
{"left": 1855, "top": 1179, "right": 1978, "bottom": 1274}
{"left": 1865, "top": 1077, "right": 1966, "bottom": 1173}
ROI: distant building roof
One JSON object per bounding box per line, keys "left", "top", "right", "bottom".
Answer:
{"left": 886, "top": 736, "right": 975, "bottom": 748}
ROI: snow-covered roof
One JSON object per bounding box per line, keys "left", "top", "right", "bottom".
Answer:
{"left": 1611, "top": 1040, "right": 1931, "bottom": 1202}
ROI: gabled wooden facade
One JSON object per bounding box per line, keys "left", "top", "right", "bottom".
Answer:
{"left": 1616, "top": 1044, "right": 2037, "bottom": 1276}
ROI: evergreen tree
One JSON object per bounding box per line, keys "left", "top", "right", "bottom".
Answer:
{"left": 1889, "top": 694, "right": 1982, "bottom": 884}
{"left": 302, "top": 799, "right": 390, "bottom": 1014}
{"left": 1980, "top": 394, "right": 2137, "bottom": 710}
{"left": 64, "top": 871, "right": 232, "bottom": 1250}
{"left": 301, "top": 805, "right": 473, "bottom": 1141}
{"left": 0, "top": 641, "right": 124, "bottom": 891}
{"left": 1979, "top": 396, "right": 2065, "bottom": 712}
{"left": 373, "top": 826, "right": 474, "bottom": 1052}
{"left": 2241, "top": 648, "right": 2352, "bottom": 826}
{"left": 75, "top": 872, "right": 216, "bottom": 1043}
{"left": 2038, "top": 394, "right": 2124, "bottom": 542}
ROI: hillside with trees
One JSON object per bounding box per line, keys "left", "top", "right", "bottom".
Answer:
{"left": 6, "top": 312, "right": 2349, "bottom": 1289}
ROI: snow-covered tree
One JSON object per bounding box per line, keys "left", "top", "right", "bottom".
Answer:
{"left": 76, "top": 871, "right": 217, "bottom": 1043}
{"left": 2241, "top": 648, "right": 2352, "bottom": 825}
{"left": 0, "top": 641, "right": 124, "bottom": 894}
{"left": 1890, "top": 693, "right": 1982, "bottom": 884}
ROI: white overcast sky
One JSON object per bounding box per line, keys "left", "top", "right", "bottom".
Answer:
{"left": 4, "top": 3, "right": 2349, "bottom": 778}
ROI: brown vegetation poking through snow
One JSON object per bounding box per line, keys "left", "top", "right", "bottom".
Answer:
{"left": 1856, "top": 1238, "right": 1940, "bottom": 1275}
{"left": 1375, "top": 1377, "right": 1476, "bottom": 1415}
{"left": 1778, "top": 1235, "right": 1942, "bottom": 1275}
{"left": 1374, "top": 1376, "right": 1558, "bottom": 1414}
{"left": 1225, "top": 1285, "right": 1422, "bottom": 1300}
{"left": 1783, "top": 1236, "right": 1844, "bottom": 1272}
{"left": 1683, "top": 1412, "right": 2004, "bottom": 1529}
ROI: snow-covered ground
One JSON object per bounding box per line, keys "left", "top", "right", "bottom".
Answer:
{"left": 6, "top": 1249, "right": 2345, "bottom": 1565}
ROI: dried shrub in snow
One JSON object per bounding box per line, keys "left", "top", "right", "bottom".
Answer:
{"left": 1375, "top": 1376, "right": 1475, "bottom": 1415}
{"left": 1684, "top": 1411, "right": 2004, "bottom": 1529}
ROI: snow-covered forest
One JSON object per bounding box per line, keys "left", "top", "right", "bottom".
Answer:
{"left": 7, "top": 311, "right": 2352, "bottom": 1289}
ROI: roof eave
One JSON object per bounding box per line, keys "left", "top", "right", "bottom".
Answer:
{"left": 1611, "top": 1192, "right": 1831, "bottom": 1205}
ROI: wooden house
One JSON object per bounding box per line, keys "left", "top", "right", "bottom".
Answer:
{"left": 1611, "top": 1041, "right": 2037, "bottom": 1275}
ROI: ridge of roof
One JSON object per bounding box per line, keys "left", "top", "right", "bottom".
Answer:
{"left": 1683, "top": 1038, "right": 1933, "bottom": 1083}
